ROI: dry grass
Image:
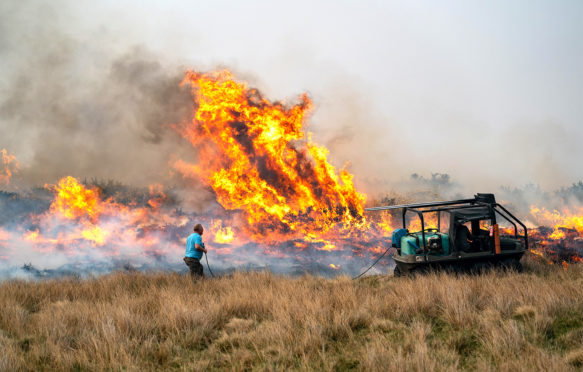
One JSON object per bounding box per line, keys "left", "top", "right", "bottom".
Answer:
{"left": 1, "top": 256, "right": 582, "bottom": 371}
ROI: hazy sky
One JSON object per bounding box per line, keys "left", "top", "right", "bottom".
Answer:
{"left": 1, "top": 0, "right": 582, "bottom": 193}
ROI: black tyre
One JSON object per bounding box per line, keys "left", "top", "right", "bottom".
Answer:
{"left": 393, "top": 265, "right": 403, "bottom": 277}
{"left": 501, "top": 258, "right": 523, "bottom": 272}
{"left": 470, "top": 261, "right": 490, "bottom": 274}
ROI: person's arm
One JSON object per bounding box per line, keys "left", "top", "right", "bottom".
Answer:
{"left": 460, "top": 226, "right": 474, "bottom": 242}
{"left": 466, "top": 229, "right": 476, "bottom": 242}
{"left": 195, "top": 243, "right": 207, "bottom": 254}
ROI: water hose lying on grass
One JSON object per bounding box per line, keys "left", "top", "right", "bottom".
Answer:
{"left": 203, "top": 247, "right": 392, "bottom": 280}
{"left": 352, "top": 246, "right": 392, "bottom": 280}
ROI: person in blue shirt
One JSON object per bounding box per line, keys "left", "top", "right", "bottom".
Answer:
{"left": 183, "top": 224, "right": 207, "bottom": 278}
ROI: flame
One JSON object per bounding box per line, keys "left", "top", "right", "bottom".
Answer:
{"left": 408, "top": 212, "right": 438, "bottom": 232}
{"left": 523, "top": 205, "right": 583, "bottom": 265}
{"left": 25, "top": 230, "right": 39, "bottom": 241}
{"left": 213, "top": 222, "right": 235, "bottom": 244}
{"left": 530, "top": 206, "right": 583, "bottom": 237}
{"left": 81, "top": 226, "right": 108, "bottom": 246}
{"left": 376, "top": 212, "right": 396, "bottom": 234}
{"left": 46, "top": 177, "right": 103, "bottom": 221}
{"left": 147, "top": 184, "right": 166, "bottom": 209}
{"left": 0, "top": 149, "right": 18, "bottom": 185}
{"left": 2, "top": 176, "right": 189, "bottom": 261}
{"left": 172, "top": 70, "right": 366, "bottom": 243}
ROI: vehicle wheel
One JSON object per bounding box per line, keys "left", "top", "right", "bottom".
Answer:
{"left": 393, "top": 265, "right": 403, "bottom": 277}
{"left": 470, "top": 261, "right": 490, "bottom": 274}
{"left": 408, "top": 266, "right": 425, "bottom": 277}
{"left": 501, "top": 258, "right": 522, "bottom": 272}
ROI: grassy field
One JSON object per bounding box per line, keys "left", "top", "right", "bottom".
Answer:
{"left": 1, "top": 256, "right": 582, "bottom": 371}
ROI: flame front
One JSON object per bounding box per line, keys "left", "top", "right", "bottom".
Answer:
{"left": 522, "top": 205, "right": 583, "bottom": 264}
{"left": 47, "top": 176, "right": 103, "bottom": 222}
{"left": 9, "top": 176, "right": 188, "bottom": 260}
{"left": 173, "top": 70, "right": 366, "bottom": 242}
{"left": 530, "top": 206, "right": 583, "bottom": 239}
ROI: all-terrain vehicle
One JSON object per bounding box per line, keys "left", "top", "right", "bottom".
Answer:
{"left": 366, "top": 193, "right": 528, "bottom": 276}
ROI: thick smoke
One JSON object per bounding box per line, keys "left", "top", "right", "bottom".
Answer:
{"left": 0, "top": 2, "right": 198, "bottom": 190}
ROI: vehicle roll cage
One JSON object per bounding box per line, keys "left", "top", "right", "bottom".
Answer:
{"left": 365, "top": 194, "right": 528, "bottom": 250}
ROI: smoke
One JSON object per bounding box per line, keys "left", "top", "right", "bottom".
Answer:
{"left": 0, "top": 2, "right": 198, "bottom": 190}
{"left": 0, "top": 1, "right": 582, "bottom": 278}
{"left": 2, "top": 1, "right": 582, "bottom": 197}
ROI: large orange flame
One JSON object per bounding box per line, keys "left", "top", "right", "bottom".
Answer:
{"left": 46, "top": 176, "right": 103, "bottom": 222}
{"left": 173, "top": 70, "right": 366, "bottom": 242}
{"left": 530, "top": 205, "right": 583, "bottom": 239}
{"left": 12, "top": 176, "right": 188, "bottom": 253}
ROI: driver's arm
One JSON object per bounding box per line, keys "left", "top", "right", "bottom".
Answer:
{"left": 462, "top": 226, "right": 475, "bottom": 242}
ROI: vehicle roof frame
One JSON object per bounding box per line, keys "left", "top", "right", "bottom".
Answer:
{"left": 365, "top": 195, "right": 528, "bottom": 250}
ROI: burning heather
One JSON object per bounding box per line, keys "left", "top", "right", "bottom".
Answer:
{"left": 0, "top": 70, "right": 582, "bottom": 278}
{"left": 529, "top": 206, "right": 583, "bottom": 239}
{"left": 526, "top": 206, "right": 583, "bottom": 267}
{"left": 172, "top": 70, "right": 377, "bottom": 243}
{"left": 0, "top": 149, "right": 18, "bottom": 186}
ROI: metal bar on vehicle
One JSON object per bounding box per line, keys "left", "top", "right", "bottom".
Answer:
{"left": 493, "top": 209, "right": 518, "bottom": 237}
{"left": 365, "top": 198, "right": 475, "bottom": 211}
{"left": 406, "top": 209, "right": 427, "bottom": 249}
{"left": 414, "top": 204, "right": 490, "bottom": 214}
{"left": 494, "top": 204, "right": 529, "bottom": 249}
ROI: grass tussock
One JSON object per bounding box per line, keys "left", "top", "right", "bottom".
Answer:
{"left": 0, "top": 256, "right": 582, "bottom": 371}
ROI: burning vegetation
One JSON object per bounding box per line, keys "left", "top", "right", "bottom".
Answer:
{"left": 0, "top": 149, "right": 18, "bottom": 186}
{"left": 0, "top": 71, "right": 582, "bottom": 278}
{"left": 173, "top": 70, "right": 366, "bottom": 242}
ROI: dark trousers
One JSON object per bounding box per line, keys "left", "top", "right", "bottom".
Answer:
{"left": 184, "top": 257, "right": 204, "bottom": 278}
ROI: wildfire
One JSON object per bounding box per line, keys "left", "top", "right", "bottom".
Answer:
{"left": 408, "top": 212, "right": 438, "bottom": 232}
{"left": 173, "top": 70, "right": 366, "bottom": 242}
{"left": 9, "top": 176, "right": 189, "bottom": 260}
{"left": 516, "top": 205, "right": 583, "bottom": 264}
{"left": 46, "top": 176, "right": 103, "bottom": 221}
{"left": 213, "top": 221, "right": 235, "bottom": 244}
{"left": 530, "top": 206, "right": 583, "bottom": 239}
{"left": 0, "top": 149, "right": 18, "bottom": 185}
{"left": 2, "top": 69, "right": 583, "bottom": 277}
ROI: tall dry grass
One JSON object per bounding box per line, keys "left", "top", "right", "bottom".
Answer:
{"left": 1, "top": 256, "right": 582, "bottom": 371}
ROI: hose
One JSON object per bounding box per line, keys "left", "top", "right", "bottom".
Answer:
{"left": 203, "top": 247, "right": 389, "bottom": 280}
{"left": 204, "top": 252, "right": 215, "bottom": 278}
{"left": 352, "top": 246, "right": 392, "bottom": 280}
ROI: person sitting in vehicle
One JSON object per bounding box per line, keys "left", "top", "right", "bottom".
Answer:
{"left": 455, "top": 223, "right": 476, "bottom": 252}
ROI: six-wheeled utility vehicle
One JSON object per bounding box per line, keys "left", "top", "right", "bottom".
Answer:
{"left": 366, "top": 193, "right": 528, "bottom": 276}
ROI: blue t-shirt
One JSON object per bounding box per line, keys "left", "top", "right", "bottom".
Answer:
{"left": 185, "top": 232, "right": 203, "bottom": 259}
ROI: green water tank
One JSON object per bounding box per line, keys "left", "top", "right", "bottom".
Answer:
{"left": 400, "top": 232, "right": 450, "bottom": 256}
